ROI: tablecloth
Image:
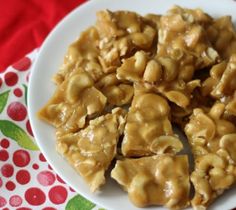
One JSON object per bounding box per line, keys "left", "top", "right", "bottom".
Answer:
{"left": 0, "top": 49, "right": 105, "bottom": 210}
{"left": 0, "top": 0, "right": 86, "bottom": 72}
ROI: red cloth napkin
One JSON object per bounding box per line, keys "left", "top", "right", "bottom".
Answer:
{"left": 0, "top": 0, "right": 87, "bottom": 72}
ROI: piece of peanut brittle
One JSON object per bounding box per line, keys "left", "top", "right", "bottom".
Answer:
{"left": 56, "top": 108, "right": 126, "bottom": 192}
{"left": 54, "top": 27, "right": 103, "bottom": 85}
{"left": 202, "top": 54, "right": 236, "bottom": 117}
{"left": 96, "top": 10, "right": 157, "bottom": 73}
{"left": 185, "top": 103, "right": 236, "bottom": 209}
{"left": 157, "top": 6, "right": 219, "bottom": 72}
{"left": 206, "top": 16, "right": 236, "bottom": 59}
{"left": 111, "top": 154, "right": 190, "bottom": 209}
{"left": 38, "top": 69, "right": 107, "bottom": 135}
{"left": 121, "top": 90, "right": 183, "bottom": 157}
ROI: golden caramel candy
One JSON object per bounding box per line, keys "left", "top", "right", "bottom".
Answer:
{"left": 57, "top": 108, "right": 126, "bottom": 192}
{"left": 121, "top": 91, "right": 183, "bottom": 157}
{"left": 185, "top": 103, "right": 236, "bottom": 209}
{"left": 111, "top": 155, "right": 190, "bottom": 209}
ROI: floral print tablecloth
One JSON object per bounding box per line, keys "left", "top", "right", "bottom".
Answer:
{"left": 0, "top": 50, "right": 104, "bottom": 210}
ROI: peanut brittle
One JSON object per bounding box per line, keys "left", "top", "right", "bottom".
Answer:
{"left": 54, "top": 27, "right": 103, "bottom": 84}
{"left": 202, "top": 54, "right": 236, "bottom": 117}
{"left": 185, "top": 103, "right": 236, "bottom": 209}
{"left": 38, "top": 69, "right": 107, "bottom": 134}
{"left": 157, "top": 6, "right": 219, "bottom": 74}
{"left": 121, "top": 90, "right": 183, "bottom": 157}
{"left": 56, "top": 108, "right": 126, "bottom": 192}
{"left": 207, "top": 16, "right": 236, "bottom": 59}
{"left": 96, "top": 10, "right": 157, "bottom": 73}
{"left": 38, "top": 5, "right": 236, "bottom": 210}
{"left": 111, "top": 155, "right": 190, "bottom": 209}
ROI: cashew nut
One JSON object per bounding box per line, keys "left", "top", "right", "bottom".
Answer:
{"left": 150, "top": 135, "right": 183, "bottom": 154}
{"left": 191, "top": 171, "right": 212, "bottom": 205}
{"left": 185, "top": 109, "right": 216, "bottom": 141}
{"left": 66, "top": 72, "right": 94, "bottom": 103}
{"left": 164, "top": 90, "right": 190, "bottom": 108}
{"left": 195, "top": 154, "right": 225, "bottom": 172}
{"left": 220, "top": 133, "right": 236, "bottom": 162}
{"left": 128, "top": 173, "right": 153, "bottom": 207}
{"left": 134, "top": 93, "right": 170, "bottom": 117}
{"left": 158, "top": 57, "right": 178, "bottom": 81}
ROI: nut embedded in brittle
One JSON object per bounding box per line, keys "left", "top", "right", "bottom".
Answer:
{"left": 155, "top": 79, "right": 201, "bottom": 108}
{"left": 150, "top": 135, "right": 183, "bottom": 154}
{"left": 219, "top": 133, "right": 236, "bottom": 163}
{"left": 117, "top": 51, "right": 148, "bottom": 82}
{"left": 211, "top": 55, "right": 236, "bottom": 98}
{"left": 95, "top": 73, "right": 134, "bottom": 106}
{"left": 102, "top": 84, "right": 134, "bottom": 106}
{"left": 65, "top": 70, "right": 94, "bottom": 103}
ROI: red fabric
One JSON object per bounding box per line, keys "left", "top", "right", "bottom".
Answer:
{"left": 0, "top": 0, "right": 87, "bottom": 72}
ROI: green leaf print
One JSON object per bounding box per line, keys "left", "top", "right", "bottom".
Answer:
{"left": 0, "top": 90, "right": 10, "bottom": 113}
{"left": 0, "top": 120, "right": 38, "bottom": 150}
{"left": 98, "top": 208, "right": 106, "bottom": 210}
{"left": 23, "top": 84, "right": 28, "bottom": 106}
{"left": 66, "top": 194, "right": 96, "bottom": 210}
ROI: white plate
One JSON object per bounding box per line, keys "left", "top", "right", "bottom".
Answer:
{"left": 28, "top": 0, "right": 236, "bottom": 209}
